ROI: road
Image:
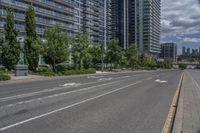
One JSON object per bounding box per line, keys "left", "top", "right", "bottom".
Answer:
{"left": 0, "top": 70, "right": 182, "bottom": 133}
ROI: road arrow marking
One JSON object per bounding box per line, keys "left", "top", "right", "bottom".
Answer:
{"left": 61, "top": 83, "right": 81, "bottom": 87}
{"left": 155, "top": 79, "right": 168, "bottom": 83}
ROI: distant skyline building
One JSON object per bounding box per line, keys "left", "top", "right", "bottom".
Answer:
{"left": 182, "top": 46, "right": 186, "bottom": 55}
{"left": 187, "top": 48, "right": 191, "bottom": 55}
{"left": 182, "top": 46, "right": 200, "bottom": 56}
{"left": 199, "top": 47, "right": 200, "bottom": 56}
{"left": 0, "top": 0, "right": 111, "bottom": 44}
{"left": 111, "top": 0, "right": 161, "bottom": 55}
{"left": 160, "top": 43, "right": 177, "bottom": 63}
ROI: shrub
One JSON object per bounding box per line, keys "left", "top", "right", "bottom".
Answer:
{"left": 179, "top": 64, "right": 187, "bottom": 70}
{"left": 62, "top": 68, "right": 96, "bottom": 75}
{"left": 38, "top": 71, "right": 57, "bottom": 77}
{"left": 0, "top": 67, "right": 7, "bottom": 72}
{"left": 55, "top": 63, "right": 73, "bottom": 72}
{"left": 36, "top": 66, "right": 51, "bottom": 73}
{"left": 37, "top": 65, "right": 57, "bottom": 76}
{"left": 0, "top": 73, "right": 11, "bottom": 81}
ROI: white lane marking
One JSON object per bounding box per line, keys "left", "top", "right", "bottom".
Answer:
{"left": 98, "top": 77, "right": 113, "bottom": 81}
{"left": 61, "top": 83, "right": 81, "bottom": 87}
{"left": 1, "top": 79, "right": 127, "bottom": 109}
{"left": 123, "top": 76, "right": 130, "bottom": 78}
{"left": 87, "top": 76, "right": 104, "bottom": 79}
{"left": 155, "top": 79, "right": 161, "bottom": 82}
{"left": 155, "top": 79, "right": 168, "bottom": 83}
{"left": 0, "top": 81, "right": 142, "bottom": 131}
{"left": 160, "top": 81, "right": 168, "bottom": 83}
{"left": 0, "top": 76, "right": 131, "bottom": 102}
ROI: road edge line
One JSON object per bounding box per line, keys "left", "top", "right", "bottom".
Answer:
{"left": 162, "top": 72, "right": 184, "bottom": 133}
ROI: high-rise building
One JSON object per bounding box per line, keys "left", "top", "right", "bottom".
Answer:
{"left": 187, "top": 48, "right": 191, "bottom": 55}
{"left": 110, "top": 0, "right": 129, "bottom": 49}
{"left": 199, "top": 47, "right": 200, "bottom": 56}
{"left": 160, "top": 43, "right": 177, "bottom": 63}
{"left": 111, "top": 0, "right": 161, "bottom": 55}
{"left": 0, "top": 0, "right": 111, "bottom": 44}
{"left": 182, "top": 46, "right": 186, "bottom": 55}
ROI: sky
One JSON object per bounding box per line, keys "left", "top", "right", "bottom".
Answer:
{"left": 161, "top": 0, "right": 200, "bottom": 54}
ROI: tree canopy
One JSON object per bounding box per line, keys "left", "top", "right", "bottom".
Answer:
{"left": 42, "top": 24, "right": 69, "bottom": 71}
{"left": 24, "top": 6, "right": 40, "bottom": 71}
{"left": 2, "top": 8, "right": 20, "bottom": 70}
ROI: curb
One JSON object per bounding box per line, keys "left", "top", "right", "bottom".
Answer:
{"left": 162, "top": 73, "right": 184, "bottom": 133}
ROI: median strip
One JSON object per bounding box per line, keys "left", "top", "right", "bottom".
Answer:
{"left": 162, "top": 73, "right": 184, "bottom": 133}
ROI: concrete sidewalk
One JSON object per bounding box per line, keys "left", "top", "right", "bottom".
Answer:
{"left": 173, "top": 72, "right": 200, "bottom": 133}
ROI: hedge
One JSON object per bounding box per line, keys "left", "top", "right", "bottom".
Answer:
{"left": 62, "top": 69, "right": 96, "bottom": 75}
{"left": 37, "top": 68, "right": 96, "bottom": 77}
{"left": 0, "top": 73, "right": 11, "bottom": 81}
{"left": 38, "top": 71, "right": 57, "bottom": 77}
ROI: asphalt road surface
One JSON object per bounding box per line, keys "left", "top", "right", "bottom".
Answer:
{"left": 0, "top": 70, "right": 182, "bottom": 133}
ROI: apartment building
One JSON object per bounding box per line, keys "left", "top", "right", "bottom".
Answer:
{"left": 111, "top": 0, "right": 161, "bottom": 55}
{"left": 0, "top": 0, "right": 110, "bottom": 44}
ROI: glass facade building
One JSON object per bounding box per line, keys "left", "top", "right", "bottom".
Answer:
{"left": 0, "top": 0, "right": 110, "bottom": 44}
{"left": 110, "top": 0, "right": 129, "bottom": 49}
{"left": 111, "top": 0, "right": 161, "bottom": 55}
{"left": 160, "top": 43, "right": 177, "bottom": 63}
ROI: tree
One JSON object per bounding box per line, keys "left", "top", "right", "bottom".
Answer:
{"left": 24, "top": 6, "right": 40, "bottom": 71}
{"left": 106, "top": 39, "right": 122, "bottom": 69}
{"left": 163, "top": 59, "right": 172, "bottom": 69}
{"left": 125, "top": 44, "right": 139, "bottom": 69}
{"left": 179, "top": 64, "right": 187, "bottom": 70}
{"left": 43, "top": 24, "right": 69, "bottom": 72}
{"left": 88, "top": 45, "right": 101, "bottom": 68}
{"left": 142, "top": 55, "right": 157, "bottom": 68}
{"left": 72, "top": 32, "right": 91, "bottom": 69}
{"left": 2, "top": 8, "right": 20, "bottom": 70}
{"left": 0, "top": 13, "right": 3, "bottom": 65}
{"left": 0, "top": 29, "right": 3, "bottom": 65}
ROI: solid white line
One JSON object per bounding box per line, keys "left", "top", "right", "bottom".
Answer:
{"left": 0, "top": 81, "right": 142, "bottom": 131}
{"left": 0, "top": 76, "right": 131, "bottom": 102}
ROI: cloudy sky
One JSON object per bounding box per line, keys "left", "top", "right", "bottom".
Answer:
{"left": 161, "top": 0, "right": 200, "bottom": 54}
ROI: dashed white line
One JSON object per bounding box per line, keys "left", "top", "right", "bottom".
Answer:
{"left": 0, "top": 81, "right": 142, "bottom": 131}
{"left": 1, "top": 79, "right": 126, "bottom": 109}
{"left": 0, "top": 76, "right": 131, "bottom": 102}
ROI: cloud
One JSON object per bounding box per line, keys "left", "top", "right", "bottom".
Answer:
{"left": 183, "top": 37, "right": 200, "bottom": 43}
{"left": 161, "top": 0, "right": 200, "bottom": 36}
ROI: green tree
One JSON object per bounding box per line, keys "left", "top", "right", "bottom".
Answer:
{"left": 125, "top": 44, "right": 139, "bottom": 69}
{"left": 24, "top": 6, "right": 40, "bottom": 71}
{"left": 88, "top": 45, "right": 101, "bottom": 68}
{"left": 72, "top": 32, "right": 91, "bottom": 69}
{"left": 42, "top": 24, "right": 69, "bottom": 72}
{"left": 163, "top": 59, "right": 172, "bottom": 69}
{"left": 0, "top": 29, "right": 3, "bottom": 65}
{"left": 0, "top": 14, "right": 2, "bottom": 64}
{"left": 142, "top": 55, "right": 157, "bottom": 68}
{"left": 106, "top": 39, "right": 122, "bottom": 69}
{"left": 2, "top": 8, "right": 20, "bottom": 70}
{"left": 179, "top": 64, "right": 187, "bottom": 70}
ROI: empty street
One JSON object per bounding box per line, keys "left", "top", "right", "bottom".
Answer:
{"left": 0, "top": 70, "right": 183, "bottom": 133}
